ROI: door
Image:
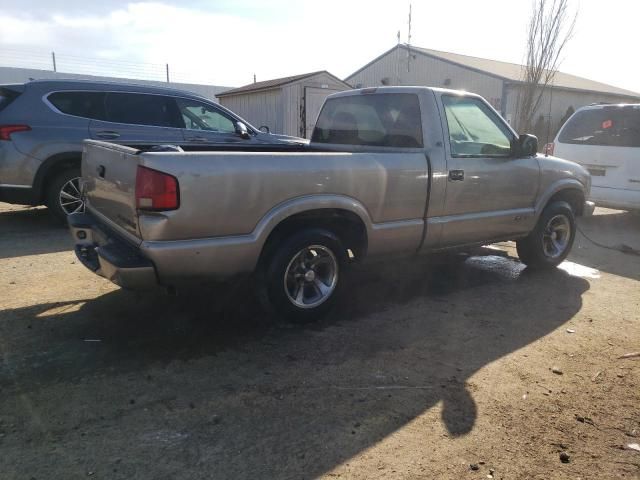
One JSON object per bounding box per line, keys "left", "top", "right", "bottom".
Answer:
{"left": 88, "top": 92, "right": 184, "bottom": 144}
{"left": 304, "top": 87, "right": 343, "bottom": 139}
{"left": 176, "top": 97, "right": 248, "bottom": 145}
{"left": 438, "top": 95, "right": 540, "bottom": 247}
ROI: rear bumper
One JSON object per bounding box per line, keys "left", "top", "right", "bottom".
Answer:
{"left": 590, "top": 186, "right": 640, "bottom": 211}
{"left": 68, "top": 212, "right": 159, "bottom": 289}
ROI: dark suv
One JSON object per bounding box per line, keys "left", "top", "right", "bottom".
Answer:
{"left": 0, "top": 79, "right": 304, "bottom": 219}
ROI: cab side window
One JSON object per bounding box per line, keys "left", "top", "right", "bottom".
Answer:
{"left": 176, "top": 98, "right": 236, "bottom": 133}
{"left": 442, "top": 96, "right": 513, "bottom": 157}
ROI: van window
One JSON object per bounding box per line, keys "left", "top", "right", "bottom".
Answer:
{"left": 558, "top": 106, "right": 640, "bottom": 147}
{"left": 312, "top": 93, "right": 423, "bottom": 147}
{"left": 47, "top": 91, "right": 107, "bottom": 120}
{"left": 105, "top": 93, "right": 181, "bottom": 128}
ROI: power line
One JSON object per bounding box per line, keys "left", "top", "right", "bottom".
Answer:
{"left": 0, "top": 47, "right": 221, "bottom": 85}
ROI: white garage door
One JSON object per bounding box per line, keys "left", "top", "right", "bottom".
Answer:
{"left": 304, "top": 87, "right": 344, "bottom": 139}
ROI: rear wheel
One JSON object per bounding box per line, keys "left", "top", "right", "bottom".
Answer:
{"left": 259, "top": 228, "right": 346, "bottom": 322}
{"left": 516, "top": 201, "right": 576, "bottom": 269}
{"left": 45, "top": 168, "right": 84, "bottom": 222}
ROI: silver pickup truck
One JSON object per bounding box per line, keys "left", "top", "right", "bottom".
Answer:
{"left": 69, "top": 87, "right": 594, "bottom": 321}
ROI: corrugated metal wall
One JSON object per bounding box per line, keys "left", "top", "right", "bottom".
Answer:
{"left": 347, "top": 46, "right": 504, "bottom": 109}
{"left": 222, "top": 72, "right": 350, "bottom": 137}
{"left": 284, "top": 73, "right": 350, "bottom": 137}
{"left": 220, "top": 89, "right": 283, "bottom": 132}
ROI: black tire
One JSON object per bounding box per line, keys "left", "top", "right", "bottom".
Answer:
{"left": 516, "top": 200, "right": 576, "bottom": 269}
{"left": 45, "top": 168, "right": 84, "bottom": 222}
{"left": 259, "top": 228, "right": 347, "bottom": 323}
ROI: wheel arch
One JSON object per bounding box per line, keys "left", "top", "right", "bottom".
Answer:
{"left": 535, "top": 180, "right": 586, "bottom": 218}
{"left": 254, "top": 195, "right": 372, "bottom": 268}
{"left": 33, "top": 151, "right": 82, "bottom": 203}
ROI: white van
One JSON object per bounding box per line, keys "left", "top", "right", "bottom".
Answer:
{"left": 549, "top": 103, "right": 640, "bottom": 211}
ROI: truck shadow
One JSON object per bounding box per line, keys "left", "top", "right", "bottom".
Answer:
{"left": 0, "top": 205, "right": 69, "bottom": 259}
{"left": 572, "top": 211, "right": 640, "bottom": 281}
{"left": 0, "top": 251, "right": 589, "bottom": 479}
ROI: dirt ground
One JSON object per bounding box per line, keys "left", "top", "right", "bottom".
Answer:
{"left": 0, "top": 202, "right": 638, "bottom": 480}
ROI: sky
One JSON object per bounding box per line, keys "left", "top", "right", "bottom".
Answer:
{"left": 1, "top": 0, "right": 639, "bottom": 93}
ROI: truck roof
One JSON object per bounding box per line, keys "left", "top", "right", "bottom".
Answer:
{"left": 327, "top": 85, "right": 483, "bottom": 99}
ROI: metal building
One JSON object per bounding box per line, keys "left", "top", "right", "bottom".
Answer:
{"left": 217, "top": 71, "right": 351, "bottom": 138}
{"left": 347, "top": 44, "right": 640, "bottom": 142}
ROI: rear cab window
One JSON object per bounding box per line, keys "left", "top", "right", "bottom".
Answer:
{"left": 558, "top": 106, "right": 640, "bottom": 148}
{"left": 311, "top": 93, "right": 423, "bottom": 147}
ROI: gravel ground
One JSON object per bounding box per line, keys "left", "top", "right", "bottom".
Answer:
{"left": 0, "top": 202, "right": 638, "bottom": 480}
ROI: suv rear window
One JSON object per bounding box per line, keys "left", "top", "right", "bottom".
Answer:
{"left": 311, "top": 93, "right": 423, "bottom": 147}
{"left": 48, "top": 91, "right": 107, "bottom": 120}
{"left": 558, "top": 106, "right": 640, "bottom": 147}
{"left": 105, "top": 93, "right": 181, "bottom": 128}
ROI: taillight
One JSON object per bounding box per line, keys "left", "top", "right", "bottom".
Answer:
{"left": 135, "top": 166, "right": 179, "bottom": 211}
{"left": 0, "top": 124, "right": 31, "bottom": 141}
{"left": 544, "top": 142, "right": 555, "bottom": 156}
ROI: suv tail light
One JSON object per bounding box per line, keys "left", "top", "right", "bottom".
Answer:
{"left": 135, "top": 166, "right": 179, "bottom": 211}
{"left": 0, "top": 124, "right": 31, "bottom": 141}
{"left": 544, "top": 142, "right": 555, "bottom": 156}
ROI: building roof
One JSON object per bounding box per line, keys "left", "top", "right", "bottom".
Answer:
{"left": 216, "top": 70, "right": 349, "bottom": 97}
{"left": 347, "top": 45, "right": 640, "bottom": 99}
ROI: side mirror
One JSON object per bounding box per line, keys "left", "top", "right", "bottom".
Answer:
{"left": 516, "top": 133, "right": 538, "bottom": 157}
{"left": 235, "top": 121, "right": 251, "bottom": 140}
{"left": 258, "top": 125, "right": 270, "bottom": 134}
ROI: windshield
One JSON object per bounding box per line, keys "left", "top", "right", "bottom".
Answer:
{"left": 558, "top": 106, "right": 640, "bottom": 147}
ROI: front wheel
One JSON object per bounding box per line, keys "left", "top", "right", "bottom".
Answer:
{"left": 259, "top": 229, "right": 347, "bottom": 322}
{"left": 516, "top": 201, "right": 576, "bottom": 269}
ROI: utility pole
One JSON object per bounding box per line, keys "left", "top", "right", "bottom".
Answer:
{"left": 407, "top": 3, "right": 412, "bottom": 73}
{"left": 51, "top": 52, "right": 57, "bottom": 72}
{"left": 396, "top": 31, "right": 401, "bottom": 85}
{"left": 253, "top": 73, "right": 256, "bottom": 83}
{"left": 166, "top": 63, "right": 170, "bottom": 83}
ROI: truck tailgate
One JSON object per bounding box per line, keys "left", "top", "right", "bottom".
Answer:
{"left": 82, "top": 140, "right": 142, "bottom": 241}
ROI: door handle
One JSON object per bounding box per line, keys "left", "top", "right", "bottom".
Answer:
{"left": 449, "top": 169, "right": 465, "bottom": 181}
{"left": 187, "top": 136, "right": 208, "bottom": 142}
{"left": 96, "top": 130, "right": 120, "bottom": 139}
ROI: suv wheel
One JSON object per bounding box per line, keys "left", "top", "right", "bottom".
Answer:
{"left": 259, "top": 228, "right": 346, "bottom": 322}
{"left": 516, "top": 201, "right": 576, "bottom": 269}
{"left": 46, "top": 168, "right": 84, "bottom": 222}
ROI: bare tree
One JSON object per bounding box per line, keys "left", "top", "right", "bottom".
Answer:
{"left": 516, "top": 0, "right": 577, "bottom": 133}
